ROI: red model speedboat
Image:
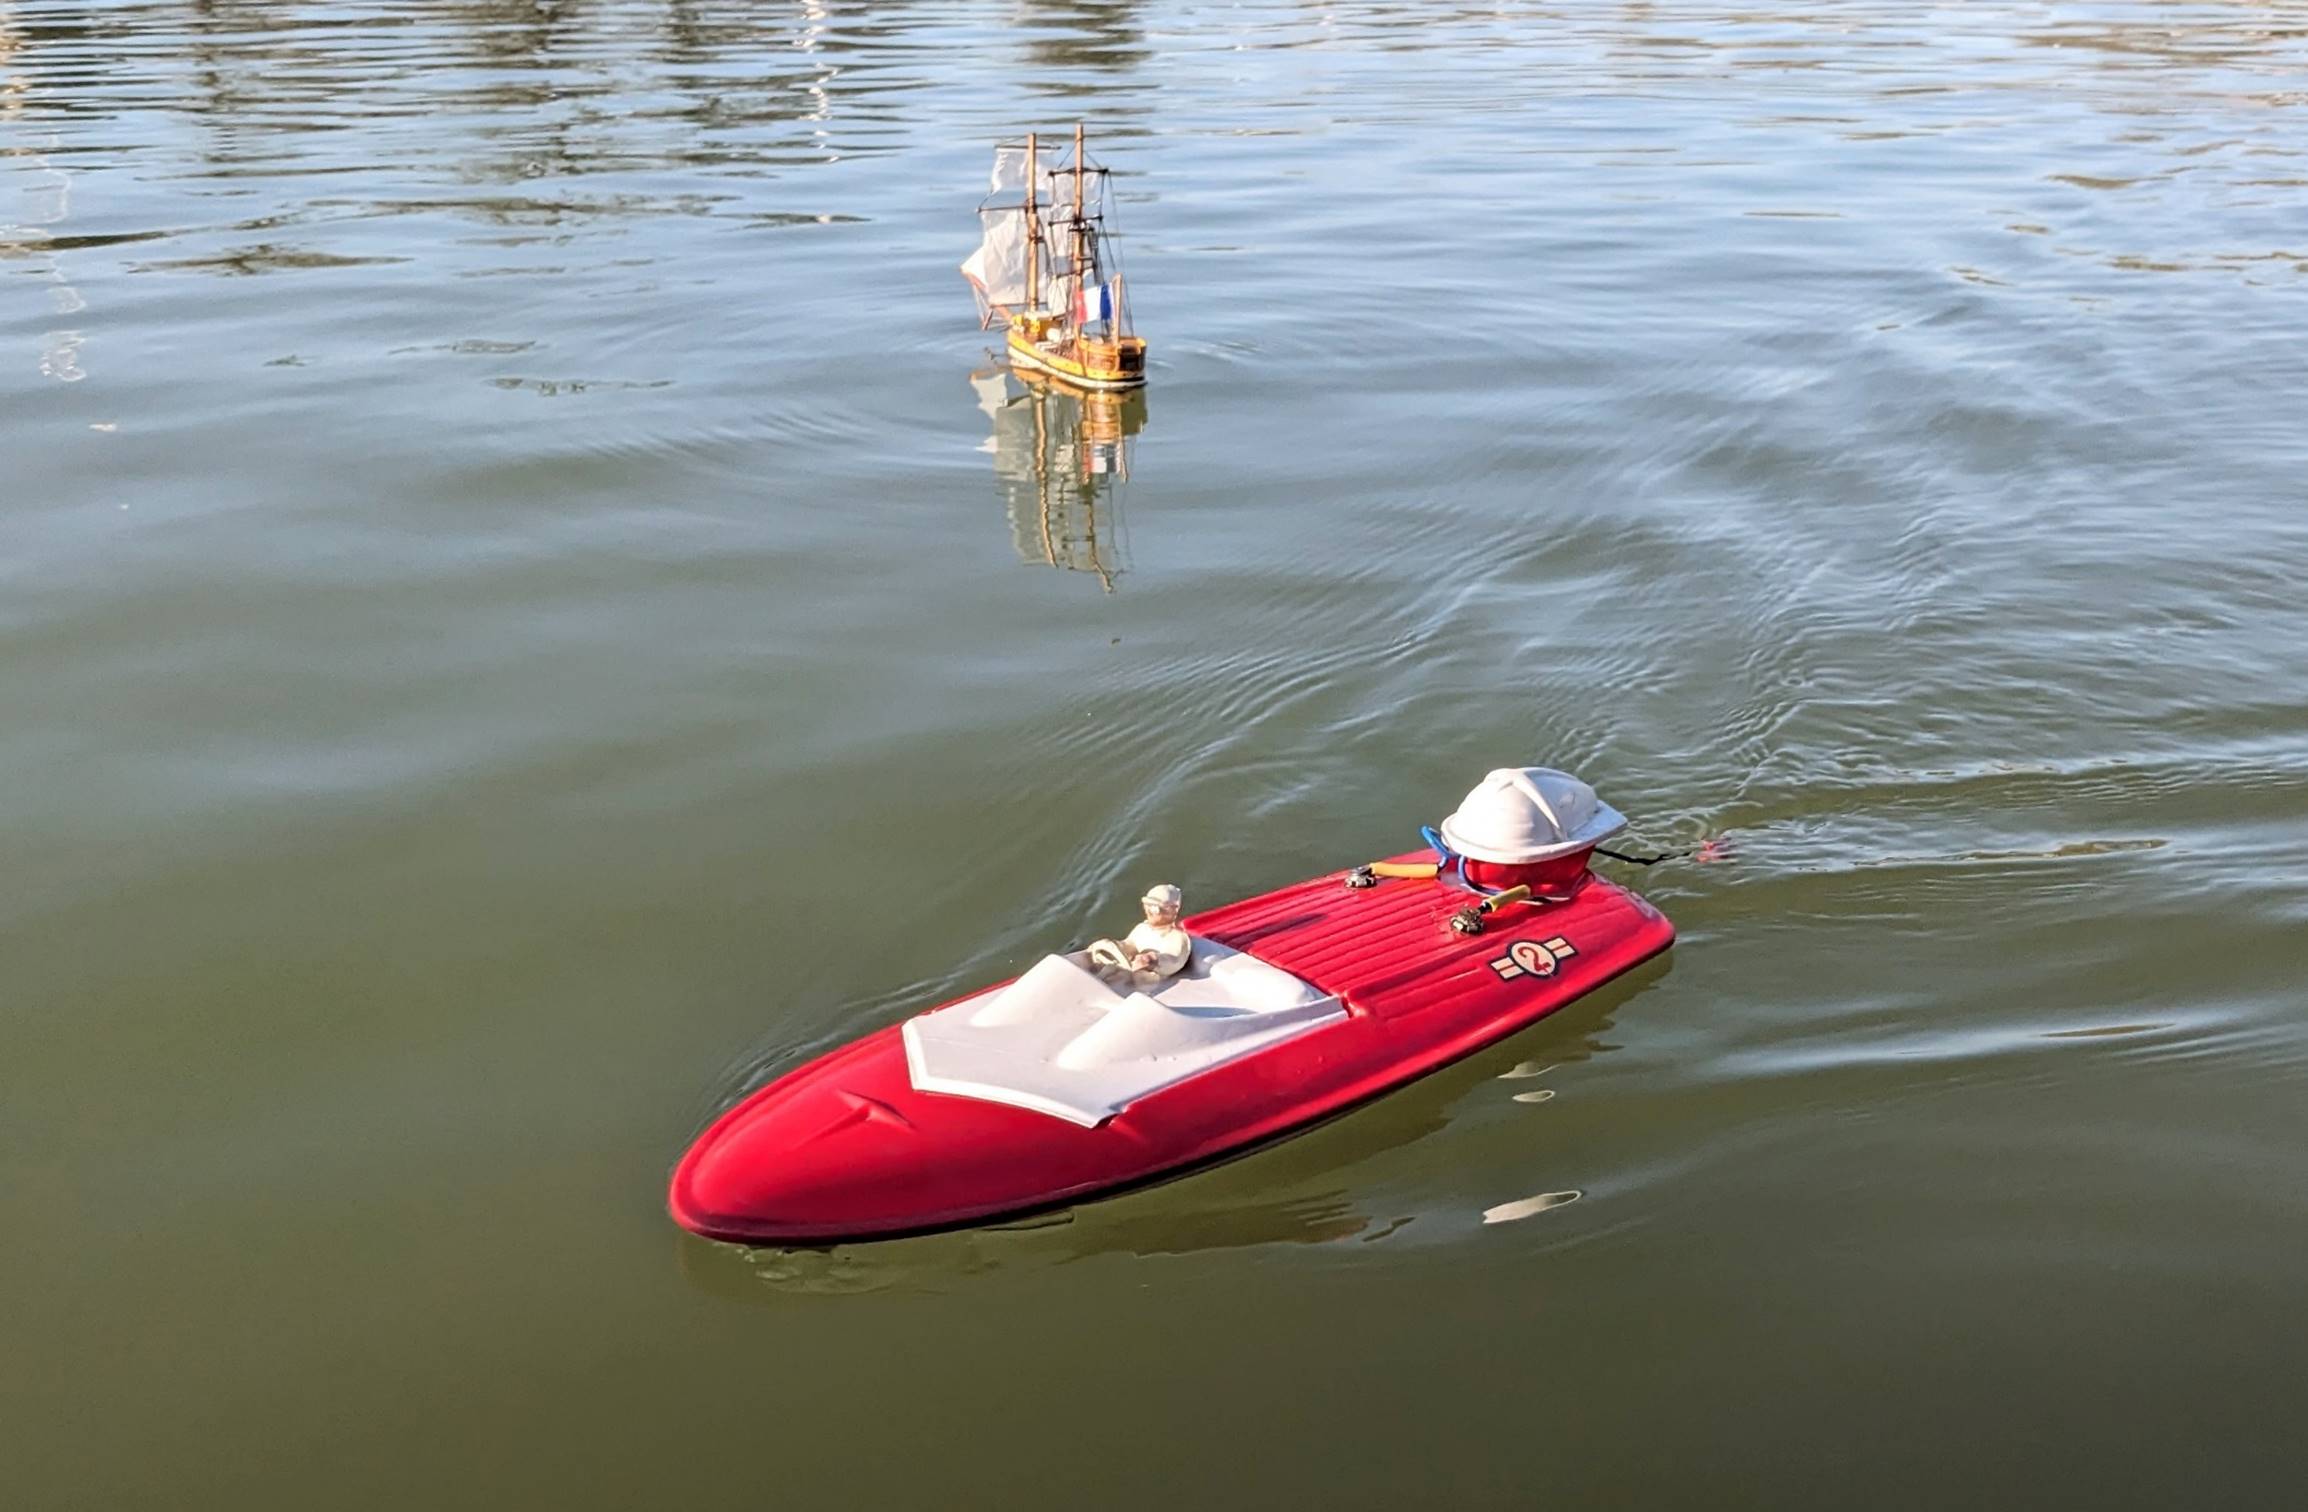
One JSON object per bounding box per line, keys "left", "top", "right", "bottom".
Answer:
{"left": 671, "top": 768, "right": 1676, "bottom": 1245}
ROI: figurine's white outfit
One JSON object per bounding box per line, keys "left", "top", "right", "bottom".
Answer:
{"left": 1120, "top": 919, "right": 1191, "bottom": 979}
{"left": 1087, "top": 885, "right": 1192, "bottom": 988}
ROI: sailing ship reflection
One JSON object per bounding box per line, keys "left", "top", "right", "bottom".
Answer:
{"left": 971, "top": 368, "right": 1148, "bottom": 593}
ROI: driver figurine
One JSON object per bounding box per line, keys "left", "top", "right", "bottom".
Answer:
{"left": 1086, "top": 884, "right": 1192, "bottom": 988}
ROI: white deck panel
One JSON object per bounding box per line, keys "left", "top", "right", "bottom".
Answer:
{"left": 902, "top": 940, "right": 1345, "bottom": 1127}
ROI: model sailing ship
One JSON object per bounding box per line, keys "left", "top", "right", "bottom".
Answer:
{"left": 961, "top": 124, "right": 1146, "bottom": 390}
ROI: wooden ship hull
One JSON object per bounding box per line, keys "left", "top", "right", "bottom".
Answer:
{"left": 1005, "top": 321, "right": 1147, "bottom": 390}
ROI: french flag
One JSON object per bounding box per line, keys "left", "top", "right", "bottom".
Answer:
{"left": 1074, "top": 279, "right": 1114, "bottom": 325}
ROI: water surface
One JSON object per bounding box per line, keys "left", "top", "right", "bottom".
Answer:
{"left": 7, "top": 3, "right": 2308, "bottom": 1506}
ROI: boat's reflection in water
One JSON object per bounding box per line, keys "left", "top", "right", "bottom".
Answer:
{"left": 972, "top": 367, "right": 1147, "bottom": 593}
{"left": 673, "top": 957, "right": 1672, "bottom": 1302}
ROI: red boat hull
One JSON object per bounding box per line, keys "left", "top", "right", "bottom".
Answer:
{"left": 670, "top": 859, "right": 1674, "bottom": 1244}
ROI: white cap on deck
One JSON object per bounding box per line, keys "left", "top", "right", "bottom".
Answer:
{"left": 1438, "top": 767, "right": 1628, "bottom": 865}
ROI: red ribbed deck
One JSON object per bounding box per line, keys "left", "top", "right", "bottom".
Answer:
{"left": 1193, "top": 854, "right": 1659, "bottom": 1022}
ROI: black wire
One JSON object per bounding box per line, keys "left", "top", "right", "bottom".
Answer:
{"left": 1594, "top": 844, "right": 1697, "bottom": 867}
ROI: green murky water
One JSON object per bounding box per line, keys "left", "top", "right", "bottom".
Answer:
{"left": 8, "top": 2, "right": 2308, "bottom": 1505}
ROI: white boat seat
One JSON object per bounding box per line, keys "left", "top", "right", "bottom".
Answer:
{"left": 903, "top": 938, "right": 1345, "bottom": 1127}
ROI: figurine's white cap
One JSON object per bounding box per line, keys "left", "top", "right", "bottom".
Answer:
{"left": 1141, "top": 884, "right": 1183, "bottom": 909}
{"left": 1438, "top": 768, "right": 1627, "bottom": 865}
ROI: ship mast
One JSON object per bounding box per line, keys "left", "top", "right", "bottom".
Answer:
{"left": 1024, "top": 131, "right": 1040, "bottom": 314}
{"left": 1072, "top": 121, "right": 1087, "bottom": 336}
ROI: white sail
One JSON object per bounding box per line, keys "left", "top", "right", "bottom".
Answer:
{"left": 961, "top": 148, "right": 1030, "bottom": 309}
{"left": 960, "top": 144, "right": 1085, "bottom": 317}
